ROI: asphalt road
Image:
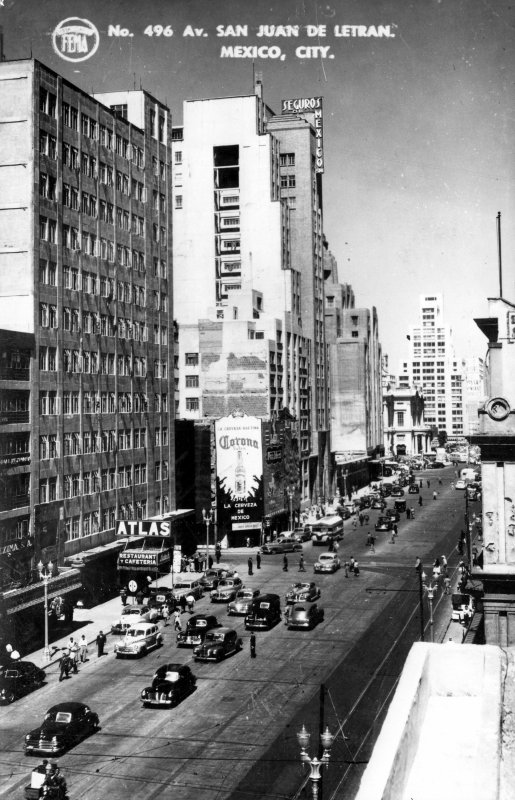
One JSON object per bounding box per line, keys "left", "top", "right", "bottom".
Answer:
{"left": 0, "top": 467, "right": 476, "bottom": 800}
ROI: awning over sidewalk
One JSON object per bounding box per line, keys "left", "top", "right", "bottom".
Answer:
{"left": 64, "top": 538, "right": 128, "bottom": 568}
{"left": 2, "top": 568, "right": 82, "bottom": 615}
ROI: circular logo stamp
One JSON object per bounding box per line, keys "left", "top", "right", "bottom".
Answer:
{"left": 52, "top": 17, "right": 100, "bottom": 63}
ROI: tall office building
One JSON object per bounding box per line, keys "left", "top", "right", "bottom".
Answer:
{"left": 0, "top": 59, "right": 174, "bottom": 597}
{"left": 399, "top": 294, "right": 464, "bottom": 437}
{"left": 172, "top": 83, "right": 329, "bottom": 511}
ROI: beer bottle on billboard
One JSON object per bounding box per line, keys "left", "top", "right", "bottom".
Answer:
{"left": 235, "top": 449, "right": 246, "bottom": 495}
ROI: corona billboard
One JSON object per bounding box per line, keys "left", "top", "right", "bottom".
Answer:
{"left": 215, "top": 413, "right": 264, "bottom": 538}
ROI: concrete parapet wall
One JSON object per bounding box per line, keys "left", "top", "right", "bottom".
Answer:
{"left": 355, "top": 643, "right": 504, "bottom": 800}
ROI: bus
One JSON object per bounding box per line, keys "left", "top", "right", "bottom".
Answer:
{"left": 311, "top": 515, "right": 344, "bottom": 546}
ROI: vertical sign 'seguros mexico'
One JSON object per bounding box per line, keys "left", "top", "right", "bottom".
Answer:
{"left": 215, "top": 414, "right": 263, "bottom": 542}
{"left": 281, "top": 96, "right": 324, "bottom": 173}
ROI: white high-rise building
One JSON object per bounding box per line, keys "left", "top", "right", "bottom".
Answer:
{"left": 399, "top": 294, "right": 464, "bottom": 437}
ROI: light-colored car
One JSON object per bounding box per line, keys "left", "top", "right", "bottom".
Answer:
{"left": 210, "top": 577, "right": 243, "bottom": 602}
{"left": 285, "top": 582, "right": 321, "bottom": 604}
{"left": 455, "top": 479, "right": 467, "bottom": 490}
{"left": 261, "top": 540, "right": 303, "bottom": 554}
{"left": 314, "top": 553, "right": 341, "bottom": 574}
{"left": 114, "top": 622, "right": 162, "bottom": 658}
{"left": 111, "top": 604, "right": 158, "bottom": 633}
{"left": 286, "top": 602, "right": 324, "bottom": 630}
{"left": 227, "top": 588, "right": 260, "bottom": 615}
{"left": 172, "top": 577, "right": 204, "bottom": 601}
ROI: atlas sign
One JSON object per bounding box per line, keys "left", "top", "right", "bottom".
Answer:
{"left": 281, "top": 96, "right": 324, "bottom": 173}
{"left": 115, "top": 519, "right": 171, "bottom": 537}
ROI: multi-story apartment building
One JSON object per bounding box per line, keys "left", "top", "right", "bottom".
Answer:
{"left": 399, "top": 294, "right": 464, "bottom": 437}
{"left": 171, "top": 83, "right": 329, "bottom": 515}
{"left": 0, "top": 59, "right": 175, "bottom": 599}
{"left": 459, "top": 355, "right": 486, "bottom": 435}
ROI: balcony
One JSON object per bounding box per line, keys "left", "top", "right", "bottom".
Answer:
{"left": 0, "top": 493, "right": 30, "bottom": 511}
{"left": 0, "top": 411, "right": 30, "bottom": 425}
{"left": 0, "top": 368, "right": 30, "bottom": 381}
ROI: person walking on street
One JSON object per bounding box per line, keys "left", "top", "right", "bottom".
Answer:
{"left": 438, "top": 477, "right": 443, "bottom": 486}
{"left": 393, "top": 523, "right": 398, "bottom": 536}
{"left": 179, "top": 594, "right": 187, "bottom": 614}
{"left": 427, "top": 480, "right": 430, "bottom": 489}
{"left": 349, "top": 556, "right": 355, "bottom": 573}
{"left": 410, "top": 507, "right": 415, "bottom": 520}
{"left": 283, "top": 555, "right": 288, "bottom": 572}
{"left": 68, "top": 637, "right": 79, "bottom": 673}
{"left": 433, "top": 491, "right": 437, "bottom": 500}
{"left": 250, "top": 632, "right": 257, "bottom": 658}
{"left": 120, "top": 587, "right": 128, "bottom": 606}
{"left": 186, "top": 594, "right": 195, "bottom": 614}
{"left": 174, "top": 610, "right": 182, "bottom": 631}
{"left": 79, "top": 635, "right": 88, "bottom": 663}
{"left": 208, "top": 554, "right": 213, "bottom": 569}
{"left": 359, "top": 512, "right": 364, "bottom": 527}
{"left": 256, "top": 551, "right": 261, "bottom": 569}
{"left": 419, "top": 479, "right": 423, "bottom": 488}
{"left": 59, "top": 651, "right": 71, "bottom": 682}
{"left": 441, "top": 554, "right": 448, "bottom": 576}
{"left": 418, "top": 495, "right": 423, "bottom": 506}
{"left": 162, "top": 604, "right": 169, "bottom": 626}
{"left": 215, "top": 542, "right": 222, "bottom": 564}
{"left": 370, "top": 535, "right": 376, "bottom": 554}
{"left": 443, "top": 576, "right": 451, "bottom": 594}
{"left": 406, "top": 508, "right": 410, "bottom": 520}
{"left": 353, "top": 561, "right": 360, "bottom": 576}
{"left": 344, "top": 560, "right": 350, "bottom": 577}
{"left": 96, "top": 631, "right": 106, "bottom": 657}
{"left": 333, "top": 540, "right": 340, "bottom": 554}
{"left": 298, "top": 554, "right": 306, "bottom": 571}
{"left": 366, "top": 532, "right": 372, "bottom": 549}
{"left": 248, "top": 557, "right": 253, "bottom": 576}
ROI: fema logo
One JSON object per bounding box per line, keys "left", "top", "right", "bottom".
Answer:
{"left": 52, "top": 17, "right": 100, "bottom": 63}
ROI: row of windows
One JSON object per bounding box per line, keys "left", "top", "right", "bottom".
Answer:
{"left": 65, "top": 502, "right": 149, "bottom": 542}
{"left": 40, "top": 391, "right": 168, "bottom": 415}
{"left": 39, "top": 428, "right": 149, "bottom": 458}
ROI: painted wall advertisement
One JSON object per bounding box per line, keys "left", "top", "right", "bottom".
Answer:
{"left": 215, "top": 413, "right": 264, "bottom": 536}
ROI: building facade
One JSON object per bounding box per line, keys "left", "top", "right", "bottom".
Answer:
{"left": 383, "top": 384, "right": 431, "bottom": 457}
{"left": 399, "top": 294, "right": 464, "bottom": 438}
{"left": 172, "top": 85, "right": 329, "bottom": 514}
{"left": 0, "top": 59, "right": 175, "bottom": 593}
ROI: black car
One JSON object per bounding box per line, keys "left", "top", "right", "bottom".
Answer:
{"left": 24, "top": 702, "right": 99, "bottom": 755}
{"left": 0, "top": 661, "right": 46, "bottom": 705}
{"left": 244, "top": 593, "right": 282, "bottom": 630}
{"left": 375, "top": 516, "right": 393, "bottom": 532}
{"left": 390, "top": 486, "right": 405, "bottom": 497}
{"left": 408, "top": 483, "right": 420, "bottom": 494}
{"left": 385, "top": 508, "right": 400, "bottom": 522}
{"left": 141, "top": 663, "right": 196, "bottom": 707}
{"left": 177, "top": 614, "right": 219, "bottom": 647}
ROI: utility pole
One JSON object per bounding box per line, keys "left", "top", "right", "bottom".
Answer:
{"left": 497, "top": 211, "right": 503, "bottom": 299}
{"left": 318, "top": 683, "right": 326, "bottom": 800}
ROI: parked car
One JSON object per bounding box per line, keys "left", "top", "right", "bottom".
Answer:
{"left": 390, "top": 486, "right": 405, "bottom": 497}
{"left": 313, "top": 553, "right": 340, "bottom": 574}
{"left": 114, "top": 622, "right": 162, "bottom": 658}
{"left": 375, "top": 516, "right": 393, "bottom": 532}
{"left": 292, "top": 527, "right": 313, "bottom": 542}
{"left": 408, "top": 483, "right": 420, "bottom": 494}
{"left": 260, "top": 540, "right": 303, "bottom": 555}
{"left": 111, "top": 604, "right": 158, "bottom": 634}
{"left": 244, "top": 593, "right": 282, "bottom": 630}
{"left": 177, "top": 614, "right": 219, "bottom": 647}
{"left": 285, "top": 582, "right": 321, "bottom": 604}
{"left": 210, "top": 577, "right": 243, "bottom": 602}
{"left": 111, "top": 618, "right": 135, "bottom": 636}
{"left": 455, "top": 479, "right": 467, "bottom": 490}
{"left": 371, "top": 498, "right": 386, "bottom": 510}
{"left": 286, "top": 602, "right": 324, "bottom": 630}
{"left": 227, "top": 588, "right": 260, "bottom": 615}
{"left": 200, "top": 566, "right": 235, "bottom": 591}
{"left": 193, "top": 628, "right": 242, "bottom": 662}
{"left": 0, "top": 662, "right": 45, "bottom": 705}
{"left": 141, "top": 663, "right": 196, "bottom": 708}
{"left": 24, "top": 702, "right": 99, "bottom": 755}
{"left": 385, "top": 508, "right": 400, "bottom": 522}
{"left": 451, "top": 593, "right": 475, "bottom": 624}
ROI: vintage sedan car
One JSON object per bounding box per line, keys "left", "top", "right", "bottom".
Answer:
{"left": 291, "top": 527, "right": 312, "bottom": 542}
{"left": 111, "top": 604, "right": 158, "bottom": 634}
{"left": 385, "top": 508, "right": 400, "bottom": 522}
{"left": 313, "top": 553, "right": 341, "bottom": 574}
{"left": 200, "top": 567, "right": 234, "bottom": 591}
{"left": 455, "top": 479, "right": 467, "bottom": 490}
{"left": 227, "top": 588, "right": 260, "bottom": 615}
{"left": 285, "top": 582, "right": 321, "bottom": 604}
{"left": 114, "top": 622, "right": 162, "bottom": 658}
{"left": 375, "top": 516, "right": 393, "bottom": 532}
{"left": 408, "top": 483, "right": 420, "bottom": 494}
{"left": 193, "top": 628, "right": 242, "bottom": 662}
{"left": 24, "top": 702, "right": 99, "bottom": 755}
{"left": 172, "top": 577, "right": 205, "bottom": 601}
{"left": 286, "top": 602, "right": 324, "bottom": 630}
{"left": 390, "top": 486, "right": 405, "bottom": 497}
{"left": 371, "top": 498, "right": 386, "bottom": 510}
{"left": 177, "top": 614, "right": 219, "bottom": 647}
{"left": 210, "top": 577, "right": 243, "bottom": 602}
{"left": 0, "top": 661, "right": 45, "bottom": 705}
{"left": 260, "top": 540, "right": 303, "bottom": 555}
{"left": 141, "top": 663, "right": 196, "bottom": 707}
{"left": 244, "top": 594, "right": 282, "bottom": 630}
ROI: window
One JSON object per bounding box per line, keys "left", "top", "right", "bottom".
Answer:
{"left": 174, "top": 150, "right": 182, "bottom": 164}
{"left": 186, "top": 397, "right": 199, "bottom": 411}
{"left": 185, "top": 375, "right": 199, "bottom": 388}
{"left": 185, "top": 353, "right": 198, "bottom": 366}
{"left": 39, "top": 88, "right": 56, "bottom": 117}
{"left": 397, "top": 412, "right": 405, "bottom": 427}
{"left": 175, "top": 194, "right": 183, "bottom": 209}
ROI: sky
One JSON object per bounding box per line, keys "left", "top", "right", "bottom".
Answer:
{"left": 2, "top": 0, "right": 514, "bottom": 370}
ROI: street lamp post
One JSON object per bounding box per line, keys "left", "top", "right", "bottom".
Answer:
{"left": 37, "top": 560, "right": 53, "bottom": 662}
{"left": 202, "top": 508, "right": 213, "bottom": 572}
{"left": 297, "top": 724, "right": 334, "bottom": 800}
{"left": 286, "top": 487, "right": 294, "bottom": 530}
{"left": 415, "top": 560, "right": 439, "bottom": 643}
{"left": 425, "top": 580, "right": 437, "bottom": 642}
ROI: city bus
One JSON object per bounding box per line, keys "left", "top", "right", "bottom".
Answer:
{"left": 311, "top": 515, "right": 344, "bottom": 546}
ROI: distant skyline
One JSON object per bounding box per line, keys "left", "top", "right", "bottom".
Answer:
{"left": 3, "top": 0, "right": 514, "bottom": 369}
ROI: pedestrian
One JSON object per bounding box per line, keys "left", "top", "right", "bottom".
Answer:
{"left": 370, "top": 535, "right": 375, "bottom": 554}
{"left": 450, "top": 482, "right": 455, "bottom": 490}
{"left": 162, "top": 604, "right": 169, "bottom": 626}
{"left": 427, "top": 480, "right": 430, "bottom": 489}
{"left": 353, "top": 561, "right": 360, "bottom": 576}
{"left": 443, "top": 576, "right": 451, "bottom": 594}
{"left": 246, "top": 537, "right": 251, "bottom": 548}
{"left": 250, "top": 632, "right": 257, "bottom": 658}
{"left": 215, "top": 543, "right": 221, "bottom": 564}
{"left": 410, "top": 507, "right": 415, "bottom": 519}
{"left": 349, "top": 556, "right": 355, "bottom": 572}
{"left": 352, "top": 518, "right": 358, "bottom": 530}
{"left": 406, "top": 508, "right": 410, "bottom": 520}
{"left": 68, "top": 637, "right": 79, "bottom": 673}
{"left": 208, "top": 555, "right": 213, "bottom": 569}
{"left": 441, "top": 554, "right": 448, "bottom": 576}
{"left": 193, "top": 555, "right": 200, "bottom": 572}
{"left": 333, "top": 540, "right": 340, "bottom": 554}
{"left": 256, "top": 551, "right": 261, "bottom": 569}
{"left": 96, "top": 630, "right": 106, "bottom": 657}
{"left": 359, "top": 512, "right": 364, "bottom": 527}
{"left": 186, "top": 594, "right": 195, "bottom": 614}
{"left": 59, "top": 651, "right": 71, "bottom": 682}
{"left": 418, "top": 495, "right": 423, "bottom": 506}
{"left": 366, "top": 532, "right": 372, "bottom": 548}
{"left": 438, "top": 478, "right": 442, "bottom": 486}
{"left": 248, "top": 556, "right": 253, "bottom": 576}
{"left": 179, "top": 594, "right": 187, "bottom": 613}
{"left": 174, "top": 610, "right": 182, "bottom": 631}
{"left": 419, "top": 479, "right": 423, "bottom": 488}
{"left": 283, "top": 555, "right": 288, "bottom": 572}
{"left": 433, "top": 491, "right": 437, "bottom": 500}
{"left": 390, "top": 529, "right": 396, "bottom": 544}
{"left": 120, "top": 587, "right": 128, "bottom": 606}
{"left": 393, "top": 523, "right": 398, "bottom": 535}
{"left": 344, "top": 560, "right": 349, "bottom": 577}
{"left": 79, "top": 634, "right": 88, "bottom": 663}
{"left": 233, "top": 569, "right": 240, "bottom": 580}
{"left": 298, "top": 554, "right": 306, "bottom": 571}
